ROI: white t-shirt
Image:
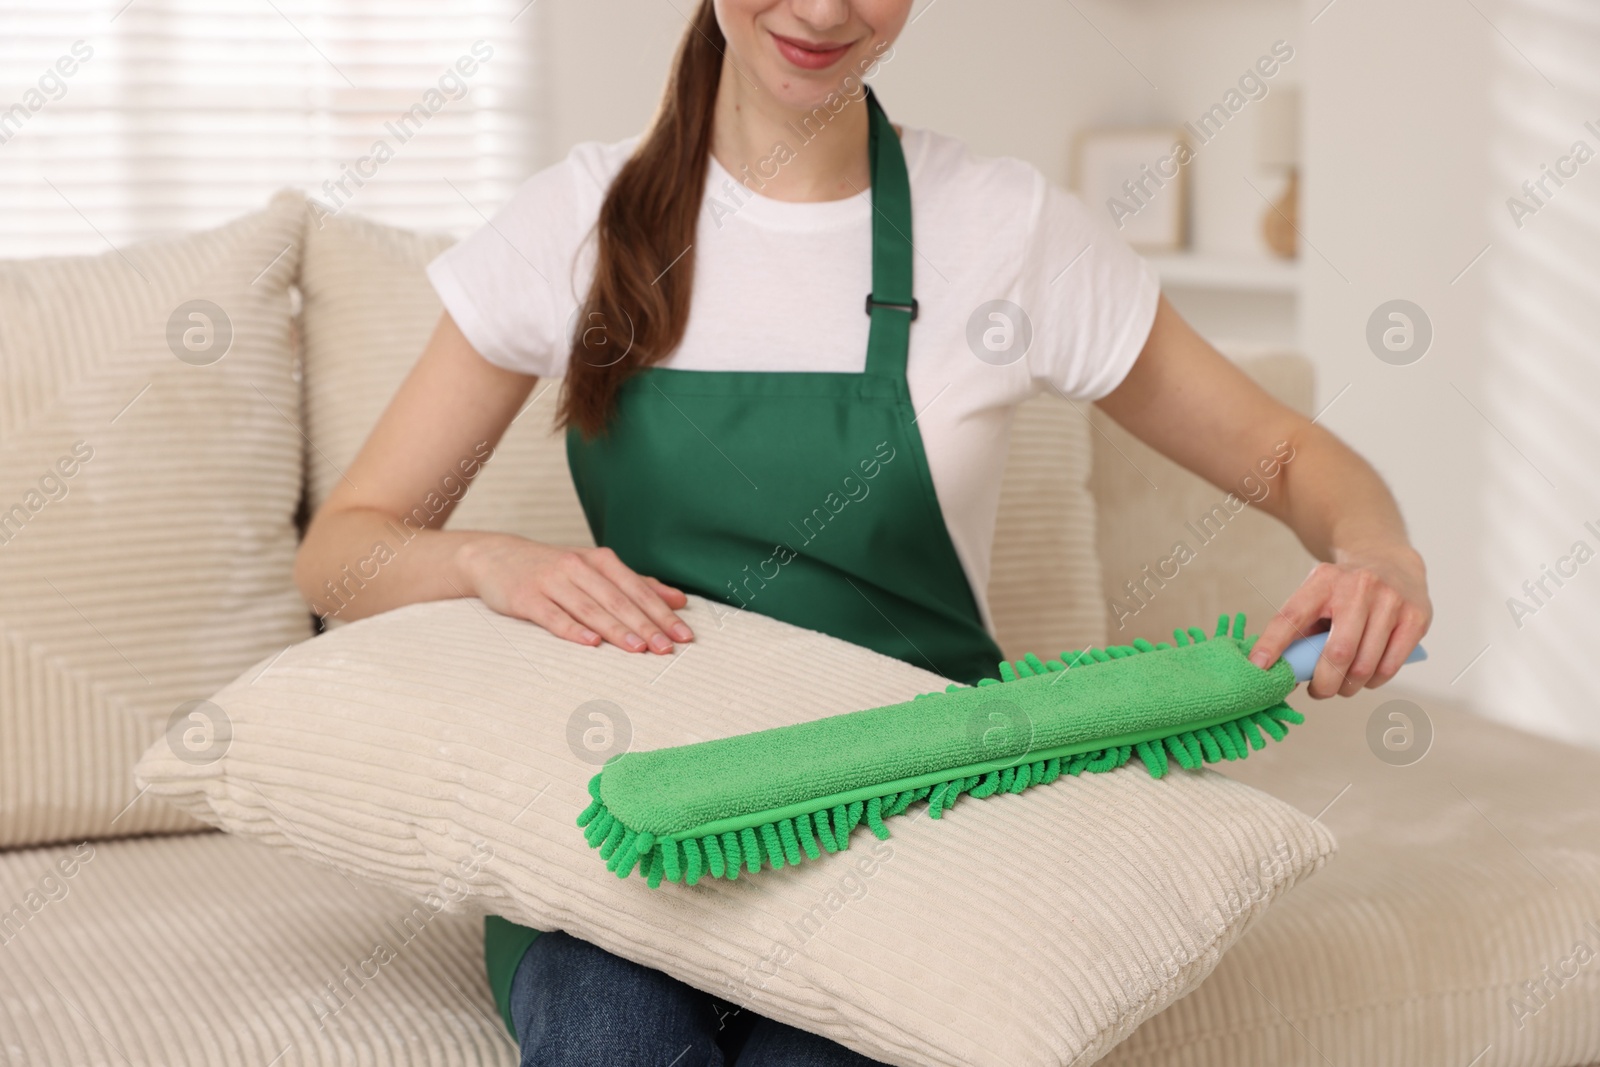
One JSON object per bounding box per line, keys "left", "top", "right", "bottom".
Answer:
{"left": 427, "top": 126, "right": 1160, "bottom": 632}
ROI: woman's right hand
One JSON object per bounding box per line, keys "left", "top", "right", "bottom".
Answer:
{"left": 457, "top": 534, "right": 694, "bottom": 654}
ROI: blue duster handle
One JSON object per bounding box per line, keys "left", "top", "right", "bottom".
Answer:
{"left": 1281, "top": 631, "right": 1427, "bottom": 684}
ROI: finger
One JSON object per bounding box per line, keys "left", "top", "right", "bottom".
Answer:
{"left": 1371, "top": 604, "right": 1431, "bottom": 686}
{"left": 644, "top": 577, "right": 690, "bottom": 611}
{"left": 1343, "top": 592, "right": 1401, "bottom": 693}
{"left": 546, "top": 577, "right": 649, "bottom": 653}
{"left": 585, "top": 551, "right": 692, "bottom": 641}
{"left": 629, "top": 577, "right": 694, "bottom": 642}
{"left": 1309, "top": 586, "right": 1370, "bottom": 700}
{"left": 519, "top": 596, "right": 602, "bottom": 647}
{"left": 1248, "top": 564, "right": 1334, "bottom": 668}
{"left": 570, "top": 564, "right": 676, "bottom": 654}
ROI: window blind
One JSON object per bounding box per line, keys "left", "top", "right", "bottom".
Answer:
{"left": 0, "top": 0, "right": 540, "bottom": 258}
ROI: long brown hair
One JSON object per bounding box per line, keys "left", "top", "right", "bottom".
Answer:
{"left": 558, "top": 0, "right": 724, "bottom": 439}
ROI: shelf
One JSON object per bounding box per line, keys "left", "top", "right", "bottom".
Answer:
{"left": 1144, "top": 252, "right": 1302, "bottom": 294}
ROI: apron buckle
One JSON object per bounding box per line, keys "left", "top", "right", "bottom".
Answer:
{"left": 864, "top": 293, "right": 919, "bottom": 321}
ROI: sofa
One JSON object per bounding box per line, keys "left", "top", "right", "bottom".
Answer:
{"left": 2, "top": 190, "right": 1598, "bottom": 1067}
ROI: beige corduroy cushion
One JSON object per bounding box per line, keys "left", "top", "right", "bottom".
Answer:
{"left": 15, "top": 682, "right": 1600, "bottom": 1066}
{"left": 1090, "top": 354, "right": 1316, "bottom": 642}
{"left": 0, "top": 832, "right": 514, "bottom": 1067}
{"left": 297, "top": 207, "right": 594, "bottom": 599}
{"left": 295, "top": 207, "right": 1105, "bottom": 654}
{"left": 135, "top": 595, "right": 1335, "bottom": 1067}
{"left": 991, "top": 391, "right": 1107, "bottom": 658}
{"left": 1105, "top": 687, "right": 1600, "bottom": 1067}
{"left": 0, "top": 191, "right": 312, "bottom": 848}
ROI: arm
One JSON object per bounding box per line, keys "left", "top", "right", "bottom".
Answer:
{"left": 1093, "top": 295, "right": 1432, "bottom": 699}
{"left": 293, "top": 311, "right": 693, "bottom": 654}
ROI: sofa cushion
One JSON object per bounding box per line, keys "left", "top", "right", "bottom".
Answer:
{"left": 298, "top": 208, "right": 594, "bottom": 580}
{"left": 294, "top": 208, "right": 1106, "bottom": 654}
{"left": 0, "top": 190, "right": 312, "bottom": 848}
{"left": 1090, "top": 353, "right": 1317, "bottom": 642}
{"left": 0, "top": 831, "right": 514, "bottom": 1067}
{"left": 134, "top": 595, "right": 1335, "bottom": 1067}
{"left": 1103, "top": 687, "right": 1600, "bottom": 1066}
{"left": 990, "top": 392, "right": 1108, "bottom": 657}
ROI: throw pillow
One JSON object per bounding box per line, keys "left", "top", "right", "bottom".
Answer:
{"left": 135, "top": 595, "right": 1335, "bottom": 1066}
{"left": 0, "top": 190, "right": 312, "bottom": 847}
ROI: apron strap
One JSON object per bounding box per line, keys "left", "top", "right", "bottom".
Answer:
{"left": 863, "top": 88, "right": 915, "bottom": 383}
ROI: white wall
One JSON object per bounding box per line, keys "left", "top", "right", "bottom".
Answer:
{"left": 1476, "top": 0, "right": 1600, "bottom": 746}
{"left": 539, "top": 1, "right": 682, "bottom": 153}
{"left": 541, "top": 0, "right": 1299, "bottom": 242}
{"left": 1298, "top": 0, "right": 1497, "bottom": 712}
{"left": 540, "top": 0, "right": 1136, "bottom": 174}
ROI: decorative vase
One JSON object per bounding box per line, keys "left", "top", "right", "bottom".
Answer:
{"left": 1262, "top": 167, "right": 1299, "bottom": 259}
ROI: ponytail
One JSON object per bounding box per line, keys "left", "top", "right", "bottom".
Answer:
{"left": 558, "top": 0, "right": 723, "bottom": 438}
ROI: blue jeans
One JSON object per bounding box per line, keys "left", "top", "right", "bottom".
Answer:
{"left": 508, "top": 930, "right": 889, "bottom": 1067}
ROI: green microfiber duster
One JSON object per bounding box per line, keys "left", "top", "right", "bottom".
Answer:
{"left": 578, "top": 612, "right": 1301, "bottom": 887}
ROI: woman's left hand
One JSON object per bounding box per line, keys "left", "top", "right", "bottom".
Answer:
{"left": 1247, "top": 543, "right": 1432, "bottom": 699}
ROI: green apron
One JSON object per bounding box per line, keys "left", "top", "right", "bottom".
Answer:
{"left": 484, "top": 88, "right": 1004, "bottom": 1035}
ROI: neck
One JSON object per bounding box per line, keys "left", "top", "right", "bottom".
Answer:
{"left": 708, "top": 68, "right": 873, "bottom": 203}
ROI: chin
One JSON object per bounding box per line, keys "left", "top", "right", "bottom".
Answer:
{"left": 713, "top": 0, "right": 901, "bottom": 111}
{"left": 758, "top": 41, "right": 880, "bottom": 110}
{"left": 762, "top": 72, "right": 860, "bottom": 112}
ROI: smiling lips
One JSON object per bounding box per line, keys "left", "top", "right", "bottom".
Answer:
{"left": 770, "top": 31, "right": 855, "bottom": 70}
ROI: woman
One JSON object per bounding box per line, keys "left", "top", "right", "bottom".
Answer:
{"left": 295, "top": 1, "right": 1432, "bottom": 1062}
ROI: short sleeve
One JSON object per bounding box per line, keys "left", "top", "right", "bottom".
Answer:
{"left": 1017, "top": 177, "right": 1161, "bottom": 402}
{"left": 425, "top": 153, "right": 601, "bottom": 378}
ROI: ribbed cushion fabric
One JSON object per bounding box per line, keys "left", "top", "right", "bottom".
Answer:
{"left": 1102, "top": 687, "right": 1600, "bottom": 1067}
{"left": 134, "top": 595, "right": 1335, "bottom": 1067}
{"left": 1089, "top": 354, "right": 1316, "bottom": 643}
{"left": 10, "top": 675, "right": 1598, "bottom": 1066}
{"left": 0, "top": 832, "right": 515, "bottom": 1067}
{"left": 297, "top": 205, "right": 594, "bottom": 606}
{"left": 992, "top": 390, "right": 1107, "bottom": 656}
{"left": 0, "top": 191, "right": 313, "bottom": 848}
{"left": 295, "top": 206, "right": 1105, "bottom": 654}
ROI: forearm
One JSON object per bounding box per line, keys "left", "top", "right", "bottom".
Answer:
{"left": 1245, "top": 420, "right": 1431, "bottom": 688}
{"left": 1266, "top": 420, "right": 1417, "bottom": 565}
{"left": 293, "top": 505, "right": 502, "bottom": 624}
{"left": 1095, "top": 297, "right": 1429, "bottom": 688}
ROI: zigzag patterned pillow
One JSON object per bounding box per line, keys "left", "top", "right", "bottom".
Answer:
{"left": 0, "top": 191, "right": 312, "bottom": 847}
